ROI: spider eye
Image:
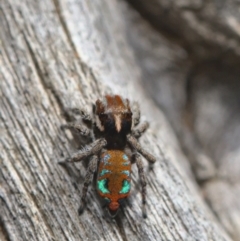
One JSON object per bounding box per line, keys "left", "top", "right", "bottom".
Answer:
{"left": 97, "top": 179, "right": 110, "bottom": 194}
{"left": 119, "top": 180, "right": 131, "bottom": 194}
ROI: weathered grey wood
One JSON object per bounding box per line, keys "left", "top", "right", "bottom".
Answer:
{"left": 0, "top": 0, "right": 234, "bottom": 241}
{"left": 124, "top": 1, "right": 240, "bottom": 240}
{"left": 127, "top": 0, "right": 240, "bottom": 59}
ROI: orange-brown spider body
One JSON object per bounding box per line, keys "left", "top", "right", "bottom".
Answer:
{"left": 97, "top": 150, "right": 131, "bottom": 214}
{"left": 61, "top": 95, "right": 156, "bottom": 217}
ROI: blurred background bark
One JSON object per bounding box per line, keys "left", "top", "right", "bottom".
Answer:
{"left": 1, "top": 0, "right": 239, "bottom": 240}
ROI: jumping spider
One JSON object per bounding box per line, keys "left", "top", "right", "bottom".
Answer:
{"left": 60, "top": 95, "right": 156, "bottom": 218}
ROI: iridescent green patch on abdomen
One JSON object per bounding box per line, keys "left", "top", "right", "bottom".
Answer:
{"left": 119, "top": 180, "right": 131, "bottom": 194}
{"left": 99, "top": 169, "right": 111, "bottom": 177}
{"left": 97, "top": 179, "right": 110, "bottom": 194}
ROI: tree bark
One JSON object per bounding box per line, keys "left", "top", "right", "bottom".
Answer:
{"left": 125, "top": 1, "right": 240, "bottom": 240}
{"left": 0, "top": 0, "right": 236, "bottom": 241}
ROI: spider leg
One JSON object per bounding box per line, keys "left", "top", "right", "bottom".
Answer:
{"left": 132, "top": 121, "right": 149, "bottom": 139}
{"left": 127, "top": 135, "right": 156, "bottom": 164}
{"left": 132, "top": 101, "right": 140, "bottom": 127}
{"left": 59, "top": 138, "right": 106, "bottom": 164}
{"left": 68, "top": 107, "right": 93, "bottom": 123}
{"left": 78, "top": 155, "right": 98, "bottom": 214}
{"left": 61, "top": 123, "right": 91, "bottom": 138}
{"left": 134, "top": 153, "right": 147, "bottom": 218}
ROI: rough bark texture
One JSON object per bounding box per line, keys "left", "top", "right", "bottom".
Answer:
{"left": 125, "top": 1, "right": 240, "bottom": 240}
{"left": 0, "top": 0, "right": 238, "bottom": 241}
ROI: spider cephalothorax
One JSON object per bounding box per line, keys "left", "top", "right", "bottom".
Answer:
{"left": 60, "top": 95, "right": 156, "bottom": 218}
{"left": 94, "top": 95, "right": 133, "bottom": 149}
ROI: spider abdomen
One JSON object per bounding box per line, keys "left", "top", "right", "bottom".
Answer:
{"left": 97, "top": 150, "right": 131, "bottom": 215}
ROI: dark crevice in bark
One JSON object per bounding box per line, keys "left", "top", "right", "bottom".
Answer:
{"left": 0, "top": 206, "right": 11, "bottom": 241}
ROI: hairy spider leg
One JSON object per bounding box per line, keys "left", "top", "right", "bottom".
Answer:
{"left": 134, "top": 153, "right": 147, "bottom": 218}
{"left": 127, "top": 134, "right": 156, "bottom": 164}
{"left": 132, "top": 121, "right": 149, "bottom": 139}
{"left": 78, "top": 155, "right": 98, "bottom": 214}
{"left": 132, "top": 101, "right": 140, "bottom": 127}
{"left": 68, "top": 107, "right": 93, "bottom": 122}
{"left": 61, "top": 123, "right": 91, "bottom": 137}
{"left": 59, "top": 138, "right": 106, "bottom": 164}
